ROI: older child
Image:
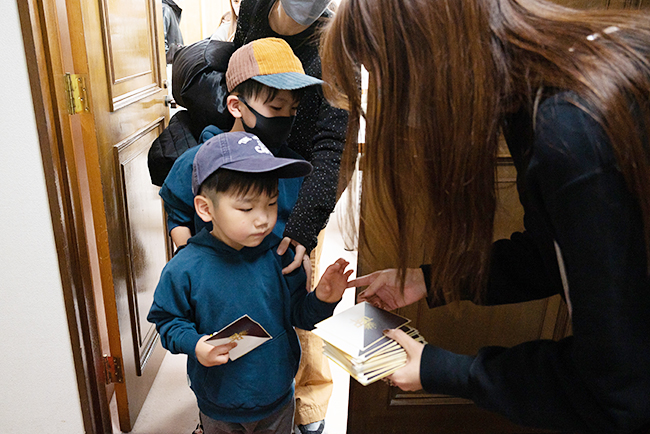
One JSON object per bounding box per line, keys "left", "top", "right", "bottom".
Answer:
{"left": 148, "top": 131, "right": 352, "bottom": 434}
{"left": 160, "top": 37, "right": 322, "bottom": 259}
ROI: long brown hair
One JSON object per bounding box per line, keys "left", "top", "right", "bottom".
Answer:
{"left": 321, "top": 0, "right": 650, "bottom": 304}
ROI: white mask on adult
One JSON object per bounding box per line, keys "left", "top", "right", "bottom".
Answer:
{"left": 280, "top": 0, "right": 331, "bottom": 26}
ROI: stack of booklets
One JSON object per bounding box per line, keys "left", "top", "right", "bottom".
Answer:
{"left": 312, "top": 302, "right": 427, "bottom": 386}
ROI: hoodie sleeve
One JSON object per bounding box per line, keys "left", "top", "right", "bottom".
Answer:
{"left": 279, "top": 248, "right": 337, "bottom": 329}
{"left": 147, "top": 262, "right": 203, "bottom": 360}
{"left": 159, "top": 147, "right": 198, "bottom": 234}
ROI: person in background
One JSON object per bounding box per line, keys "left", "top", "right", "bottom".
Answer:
{"left": 212, "top": 0, "right": 241, "bottom": 42}
{"left": 235, "top": 0, "right": 347, "bottom": 272}
{"left": 322, "top": 0, "right": 650, "bottom": 433}
{"left": 148, "top": 131, "right": 353, "bottom": 434}
{"left": 162, "top": 0, "right": 184, "bottom": 64}
{"left": 234, "top": 2, "right": 348, "bottom": 433}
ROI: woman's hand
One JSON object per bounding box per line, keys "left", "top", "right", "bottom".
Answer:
{"left": 277, "top": 237, "right": 308, "bottom": 277}
{"left": 349, "top": 268, "right": 427, "bottom": 310}
{"left": 315, "top": 258, "right": 354, "bottom": 303}
{"left": 195, "top": 335, "right": 237, "bottom": 367}
{"left": 383, "top": 328, "right": 424, "bottom": 391}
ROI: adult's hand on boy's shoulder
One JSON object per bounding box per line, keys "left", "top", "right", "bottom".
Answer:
{"left": 314, "top": 258, "right": 353, "bottom": 303}
{"left": 195, "top": 335, "right": 236, "bottom": 367}
{"left": 277, "top": 237, "right": 307, "bottom": 276}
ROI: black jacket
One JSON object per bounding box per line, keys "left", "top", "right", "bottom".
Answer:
{"left": 420, "top": 92, "right": 650, "bottom": 433}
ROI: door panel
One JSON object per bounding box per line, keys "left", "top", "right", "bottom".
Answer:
{"left": 100, "top": 0, "right": 162, "bottom": 110}
{"left": 114, "top": 119, "right": 168, "bottom": 377}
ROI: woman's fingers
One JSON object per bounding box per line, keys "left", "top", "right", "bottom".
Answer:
{"left": 382, "top": 328, "right": 424, "bottom": 391}
{"left": 383, "top": 328, "right": 413, "bottom": 350}
{"left": 346, "top": 270, "right": 381, "bottom": 288}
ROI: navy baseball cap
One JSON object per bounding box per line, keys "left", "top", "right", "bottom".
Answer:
{"left": 192, "top": 131, "right": 313, "bottom": 195}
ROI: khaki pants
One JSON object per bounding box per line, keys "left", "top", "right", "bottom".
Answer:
{"left": 294, "top": 230, "right": 333, "bottom": 425}
{"left": 294, "top": 328, "right": 332, "bottom": 425}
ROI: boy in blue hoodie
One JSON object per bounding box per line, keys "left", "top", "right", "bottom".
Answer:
{"left": 148, "top": 131, "right": 352, "bottom": 434}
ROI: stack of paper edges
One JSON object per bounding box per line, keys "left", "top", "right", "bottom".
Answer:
{"left": 312, "top": 302, "right": 427, "bottom": 386}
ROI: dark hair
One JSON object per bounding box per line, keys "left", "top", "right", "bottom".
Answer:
{"left": 231, "top": 79, "right": 305, "bottom": 105}
{"left": 198, "top": 168, "right": 279, "bottom": 201}
{"left": 321, "top": 0, "right": 650, "bottom": 304}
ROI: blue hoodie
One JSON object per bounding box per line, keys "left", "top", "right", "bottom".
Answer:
{"left": 147, "top": 229, "right": 337, "bottom": 423}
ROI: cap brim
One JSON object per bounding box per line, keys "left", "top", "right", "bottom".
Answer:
{"left": 252, "top": 72, "right": 323, "bottom": 90}
{"left": 224, "top": 157, "right": 313, "bottom": 178}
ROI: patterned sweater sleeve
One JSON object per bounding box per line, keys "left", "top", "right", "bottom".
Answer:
{"left": 283, "top": 94, "right": 348, "bottom": 252}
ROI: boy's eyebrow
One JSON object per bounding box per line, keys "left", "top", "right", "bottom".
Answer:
{"left": 233, "top": 191, "right": 279, "bottom": 202}
{"left": 269, "top": 94, "right": 299, "bottom": 105}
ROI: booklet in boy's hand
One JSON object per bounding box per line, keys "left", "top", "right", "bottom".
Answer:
{"left": 205, "top": 314, "right": 272, "bottom": 361}
{"left": 313, "top": 302, "right": 427, "bottom": 386}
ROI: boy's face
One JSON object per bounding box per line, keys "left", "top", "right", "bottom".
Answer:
{"left": 204, "top": 189, "right": 278, "bottom": 250}
{"left": 239, "top": 89, "right": 299, "bottom": 130}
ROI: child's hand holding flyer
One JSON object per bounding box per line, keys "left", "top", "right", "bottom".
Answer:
{"left": 204, "top": 315, "right": 273, "bottom": 362}
{"left": 195, "top": 335, "right": 237, "bottom": 367}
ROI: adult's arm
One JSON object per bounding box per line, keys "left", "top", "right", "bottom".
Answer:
{"left": 283, "top": 96, "right": 348, "bottom": 252}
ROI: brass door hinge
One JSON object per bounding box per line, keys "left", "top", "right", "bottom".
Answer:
{"left": 103, "top": 355, "right": 124, "bottom": 384}
{"left": 64, "top": 73, "right": 90, "bottom": 115}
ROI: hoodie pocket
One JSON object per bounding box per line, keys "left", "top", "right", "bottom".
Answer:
{"left": 197, "top": 329, "right": 298, "bottom": 411}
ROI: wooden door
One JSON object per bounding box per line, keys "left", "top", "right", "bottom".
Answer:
{"left": 33, "top": 0, "right": 171, "bottom": 431}
{"left": 72, "top": 0, "right": 171, "bottom": 430}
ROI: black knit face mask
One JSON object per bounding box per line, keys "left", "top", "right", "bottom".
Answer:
{"left": 239, "top": 97, "right": 295, "bottom": 151}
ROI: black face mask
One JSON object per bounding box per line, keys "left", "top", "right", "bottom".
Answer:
{"left": 239, "top": 97, "right": 296, "bottom": 150}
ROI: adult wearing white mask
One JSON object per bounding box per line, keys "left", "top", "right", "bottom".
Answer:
{"left": 232, "top": 2, "right": 348, "bottom": 434}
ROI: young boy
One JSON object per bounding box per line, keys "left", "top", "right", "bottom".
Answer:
{"left": 147, "top": 131, "right": 352, "bottom": 433}
{"left": 160, "top": 37, "right": 322, "bottom": 256}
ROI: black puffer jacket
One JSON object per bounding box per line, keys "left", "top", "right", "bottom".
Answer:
{"left": 148, "top": 110, "right": 198, "bottom": 187}
{"left": 148, "top": 38, "right": 236, "bottom": 186}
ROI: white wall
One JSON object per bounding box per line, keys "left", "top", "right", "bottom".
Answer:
{"left": 0, "top": 2, "right": 85, "bottom": 433}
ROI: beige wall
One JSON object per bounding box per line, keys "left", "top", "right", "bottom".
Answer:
{"left": 1, "top": 2, "right": 85, "bottom": 433}
{"left": 176, "top": 0, "right": 231, "bottom": 45}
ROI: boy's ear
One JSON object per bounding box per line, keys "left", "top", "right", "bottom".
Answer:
{"left": 226, "top": 95, "right": 243, "bottom": 118}
{"left": 194, "top": 194, "right": 214, "bottom": 223}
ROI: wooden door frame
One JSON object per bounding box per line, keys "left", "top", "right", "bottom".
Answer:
{"left": 17, "top": 1, "right": 113, "bottom": 433}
